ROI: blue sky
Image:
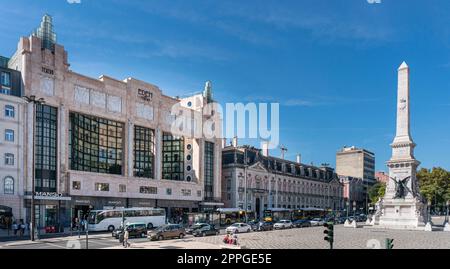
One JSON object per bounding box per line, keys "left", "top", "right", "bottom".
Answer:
{"left": 1, "top": 0, "right": 449, "bottom": 171}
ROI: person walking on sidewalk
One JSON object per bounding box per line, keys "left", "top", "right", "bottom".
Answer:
{"left": 123, "top": 229, "right": 131, "bottom": 248}
{"left": 12, "top": 221, "right": 18, "bottom": 236}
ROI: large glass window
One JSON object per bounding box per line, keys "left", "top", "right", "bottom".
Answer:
{"left": 35, "top": 104, "right": 57, "bottom": 192}
{"left": 69, "top": 112, "right": 123, "bottom": 175}
{"left": 204, "top": 142, "right": 214, "bottom": 200}
{"left": 5, "top": 105, "right": 14, "bottom": 118}
{"left": 134, "top": 126, "right": 155, "bottom": 178}
{"left": 162, "top": 133, "right": 184, "bottom": 181}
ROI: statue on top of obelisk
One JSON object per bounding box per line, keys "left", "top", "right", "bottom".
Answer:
{"left": 372, "top": 62, "right": 427, "bottom": 229}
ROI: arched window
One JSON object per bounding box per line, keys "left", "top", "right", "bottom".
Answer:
{"left": 4, "top": 177, "right": 14, "bottom": 194}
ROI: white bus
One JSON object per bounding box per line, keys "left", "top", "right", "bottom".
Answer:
{"left": 87, "top": 207, "right": 166, "bottom": 232}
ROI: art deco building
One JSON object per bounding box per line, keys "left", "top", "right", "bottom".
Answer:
{"left": 5, "top": 15, "right": 222, "bottom": 228}
{"left": 221, "top": 141, "right": 344, "bottom": 219}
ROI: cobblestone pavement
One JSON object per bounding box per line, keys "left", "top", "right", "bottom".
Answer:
{"left": 191, "top": 224, "right": 450, "bottom": 249}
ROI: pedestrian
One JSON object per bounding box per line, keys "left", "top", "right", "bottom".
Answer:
{"left": 123, "top": 229, "right": 130, "bottom": 248}
{"left": 12, "top": 221, "right": 18, "bottom": 236}
{"left": 223, "top": 234, "right": 230, "bottom": 244}
{"left": 232, "top": 233, "right": 238, "bottom": 245}
{"left": 19, "top": 221, "right": 24, "bottom": 237}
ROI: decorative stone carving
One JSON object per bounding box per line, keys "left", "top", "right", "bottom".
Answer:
{"left": 74, "top": 85, "right": 90, "bottom": 105}
{"left": 91, "top": 90, "right": 106, "bottom": 108}
{"left": 136, "top": 103, "right": 154, "bottom": 121}
{"left": 40, "top": 76, "right": 54, "bottom": 96}
{"left": 107, "top": 95, "right": 122, "bottom": 113}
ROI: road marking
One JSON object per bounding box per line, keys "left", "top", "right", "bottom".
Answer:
{"left": 45, "top": 242, "right": 69, "bottom": 249}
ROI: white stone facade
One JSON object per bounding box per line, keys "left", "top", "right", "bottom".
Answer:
{"left": 0, "top": 93, "right": 27, "bottom": 221}
{"left": 222, "top": 146, "right": 344, "bottom": 218}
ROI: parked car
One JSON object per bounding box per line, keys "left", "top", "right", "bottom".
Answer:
{"left": 112, "top": 226, "right": 124, "bottom": 238}
{"left": 309, "top": 218, "right": 325, "bottom": 226}
{"left": 292, "top": 219, "right": 311, "bottom": 228}
{"left": 356, "top": 214, "right": 367, "bottom": 222}
{"left": 192, "top": 224, "right": 220, "bottom": 237}
{"left": 185, "top": 223, "right": 209, "bottom": 234}
{"left": 147, "top": 224, "right": 186, "bottom": 241}
{"left": 225, "top": 223, "right": 252, "bottom": 234}
{"left": 113, "top": 222, "right": 147, "bottom": 239}
{"left": 336, "top": 217, "right": 347, "bottom": 224}
{"left": 274, "top": 220, "right": 293, "bottom": 229}
{"left": 257, "top": 221, "right": 274, "bottom": 231}
{"left": 247, "top": 221, "right": 259, "bottom": 231}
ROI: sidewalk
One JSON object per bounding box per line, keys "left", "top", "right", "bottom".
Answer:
{"left": 0, "top": 228, "right": 111, "bottom": 244}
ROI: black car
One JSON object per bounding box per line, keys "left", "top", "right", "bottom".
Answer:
{"left": 185, "top": 223, "right": 209, "bottom": 234}
{"left": 292, "top": 219, "right": 311, "bottom": 228}
{"left": 192, "top": 224, "right": 220, "bottom": 237}
{"left": 247, "top": 221, "right": 259, "bottom": 231}
{"left": 257, "top": 221, "right": 274, "bottom": 231}
{"left": 114, "top": 222, "right": 147, "bottom": 239}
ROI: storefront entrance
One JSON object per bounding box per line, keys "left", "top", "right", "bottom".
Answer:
{"left": 0, "top": 206, "right": 13, "bottom": 229}
{"left": 72, "top": 206, "right": 90, "bottom": 222}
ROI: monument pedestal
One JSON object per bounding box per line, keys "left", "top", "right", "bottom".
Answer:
{"left": 374, "top": 198, "right": 427, "bottom": 229}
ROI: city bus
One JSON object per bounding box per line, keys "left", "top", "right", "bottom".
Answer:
{"left": 292, "top": 208, "right": 327, "bottom": 220}
{"left": 87, "top": 207, "right": 166, "bottom": 232}
{"left": 216, "top": 208, "right": 254, "bottom": 226}
{"left": 263, "top": 208, "right": 293, "bottom": 222}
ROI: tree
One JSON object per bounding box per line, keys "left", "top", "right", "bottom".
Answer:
{"left": 418, "top": 167, "right": 450, "bottom": 212}
{"left": 368, "top": 182, "right": 386, "bottom": 205}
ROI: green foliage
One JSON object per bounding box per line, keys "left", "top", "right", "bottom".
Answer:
{"left": 368, "top": 182, "right": 386, "bottom": 204}
{"left": 417, "top": 167, "right": 450, "bottom": 207}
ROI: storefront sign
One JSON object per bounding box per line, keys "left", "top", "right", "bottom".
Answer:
{"left": 35, "top": 192, "right": 63, "bottom": 197}
{"left": 107, "top": 200, "right": 123, "bottom": 205}
{"left": 138, "top": 89, "right": 153, "bottom": 101}
{"left": 75, "top": 200, "right": 91, "bottom": 205}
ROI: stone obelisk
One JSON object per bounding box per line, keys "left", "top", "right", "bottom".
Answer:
{"left": 373, "top": 62, "right": 427, "bottom": 229}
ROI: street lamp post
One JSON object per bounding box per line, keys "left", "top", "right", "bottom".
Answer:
{"left": 244, "top": 149, "right": 249, "bottom": 223}
{"left": 446, "top": 201, "right": 449, "bottom": 223}
{"left": 427, "top": 200, "right": 432, "bottom": 224}
{"left": 365, "top": 180, "right": 369, "bottom": 215}
{"left": 23, "top": 95, "right": 45, "bottom": 242}
{"left": 346, "top": 201, "right": 349, "bottom": 219}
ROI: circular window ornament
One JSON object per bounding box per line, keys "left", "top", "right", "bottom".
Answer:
{"left": 186, "top": 154, "right": 192, "bottom": 161}
{"left": 187, "top": 101, "right": 192, "bottom": 107}
{"left": 187, "top": 165, "right": 192, "bottom": 171}
{"left": 187, "top": 144, "right": 192, "bottom": 150}
{"left": 186, "top": 176, "right": 192, "bottom": 182}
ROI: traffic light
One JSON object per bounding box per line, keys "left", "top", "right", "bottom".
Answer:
{"left": 386, "top": 238, "right": 394, "bottom": 249}
{"left": 323, "top": 222, "right": 334, "bottom": 249}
